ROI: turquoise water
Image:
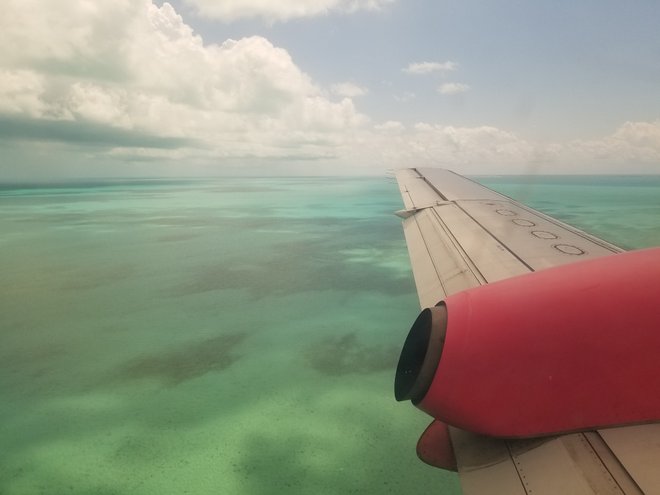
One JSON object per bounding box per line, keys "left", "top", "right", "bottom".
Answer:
{"left": 1, "top": 175, "right": 659, "bottom": 495}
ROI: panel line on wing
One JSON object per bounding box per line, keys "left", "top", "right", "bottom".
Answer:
{"left": 412, "top": 213, "right": 448, "bottom": 298}
{"left": 598, "top": 424, "right": 660, "bottom": 494}
{"left": 402, "top": 206, "right": 495, "bottom": 306}
{"left": 413, "top": 167, "right": 449, "bottom": 201}
{"left": 401, "top": 214, "right": 449, "bottom": 307}
{"left": 583, "top": 432, "right": 644, "bottom": 495}
{"left": 452, "top": 201, "right": 536, "bottom": 272}
{"left": 505, "top": 441, "right": 532, "bottom": 495}
{"left": 428, "top": 207, "right": 488, "bottom": 285}
{"left": 503, "top": 434, "right": 634, "bottom": 495}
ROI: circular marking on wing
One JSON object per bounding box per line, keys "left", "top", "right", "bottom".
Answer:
{"left": 554, "top": 244, "right": 586, "bottom": 255}
{"left": 532, "top": 230, "right": 558, "bottom": 240}
{"left": 496, "top": 209, "right": 517, "bottom": 216}
{"left": 512, "top": 219, "right": 536, "bottom": 227}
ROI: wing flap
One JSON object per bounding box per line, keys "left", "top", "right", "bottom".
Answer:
{"left": 401, "top": 211, "right": 455, "bottom": 308}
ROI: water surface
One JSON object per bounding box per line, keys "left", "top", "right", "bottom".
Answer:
{"left": 1, "top": 175, "right": 659, "bottom": 494}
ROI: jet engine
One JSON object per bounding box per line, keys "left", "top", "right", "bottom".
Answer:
{"left": 395, "top": 247, "right": 660, "bottom": 439}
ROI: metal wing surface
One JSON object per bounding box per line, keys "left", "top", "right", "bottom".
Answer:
{"left": 396, "top": 168, "right": 660, "bottom": 495}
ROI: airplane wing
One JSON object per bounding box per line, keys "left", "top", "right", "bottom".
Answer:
{"left": 395, "top": 168, "right": 660, "bottom": 495}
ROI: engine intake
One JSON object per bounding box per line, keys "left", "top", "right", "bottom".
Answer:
{"left": 395, "top": 305, "right": 447, "bottom": 403}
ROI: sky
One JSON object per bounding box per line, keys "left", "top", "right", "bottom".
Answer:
{"left": 1, "top": 0, "right": 660, "bottom": 178}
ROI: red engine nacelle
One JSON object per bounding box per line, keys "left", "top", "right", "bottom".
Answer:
{"left": 395, "top": 247, "right": 660, "bottom": 438}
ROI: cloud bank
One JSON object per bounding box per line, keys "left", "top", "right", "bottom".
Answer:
{"left": 345, "top": 120, "right": 660, "bottom": 174}
{"left": 0, "top": 1, "right": 366, "bottom": 164}
{"left": 0, "top": 1, "right": 658, "bottom": 176}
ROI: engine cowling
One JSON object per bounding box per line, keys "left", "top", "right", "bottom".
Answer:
{"left": 395, "top": 247, "right": 660, "bottom": 438}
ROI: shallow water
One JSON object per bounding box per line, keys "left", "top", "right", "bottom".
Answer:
{"left": 1, "top": 175, "right": 659, "bottom": 494}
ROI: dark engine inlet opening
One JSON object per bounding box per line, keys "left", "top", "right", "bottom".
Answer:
{"left": 394, "top": 304, "right": 447, "bottom": 403}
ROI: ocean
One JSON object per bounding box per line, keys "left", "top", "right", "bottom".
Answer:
{"left": 1, "top": 175, "right": 659, "bottom": 495}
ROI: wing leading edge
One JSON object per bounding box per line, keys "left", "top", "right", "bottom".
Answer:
{"left": 395, "top": 168, "right": 659, "bottom": 495}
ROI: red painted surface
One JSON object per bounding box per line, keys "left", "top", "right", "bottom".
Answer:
{"left": 418, "top": 247, "right": 660, "bottom": 438}
{"left": 416, "top": 420, "right": 457, "bottom": 471}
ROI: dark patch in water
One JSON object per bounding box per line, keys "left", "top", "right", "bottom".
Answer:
{"left": 112, "top": 436, "right": 163, "bottom": 464}
{"left": 118, "top": 333, "right": 246, "bottom": 386}
{"left": 0, "top": 342, "right": 68, "bottom": 379}
{"left": 304, "top": 332, "right": 399, "bottom": 375}
{"left": 169, "top": 225, "right": 414, "bottom": 299}
{"left": 235, "top": 417, "right": 428, "bottom": 495}
{"left": 172, "top": 264, "right": 237, "bottom": 295}
{"left": 60, "top": 263, "right": 134, "bottom": 290}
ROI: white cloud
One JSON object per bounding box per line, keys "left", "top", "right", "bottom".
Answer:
{"left": 0, "top": 70, "right": 47, "bottom": 117}
{"left": 342, "top": 123, "right": 540, "bottom": 174}
{"left": 374, "top": 121, "right": 405, "bottom": 133}
{"left": 400, "top": 124, "right": 534, "bottom": 164}
{"left": 354, "top": 121, "right": 660, "bottom": 174}
{"left": 403, "top": 61, "right": 457, "bottom": 75}
{"left": 331, "top": 82, "right": 368, "bottom": 98}
{"left": 439, "top": 82, "right": 470, "bottom": 95}
{"left": 179, "top": 0, "right": 395, "bottom": 21}
{"left": 562, "top": 121, "right": 660, "bottom": 168}
{"left": 611, "top": 121, "right": 660, "bottom": 150}
{"left": 0, "top": 1, "right": 367, "bottom": 160}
